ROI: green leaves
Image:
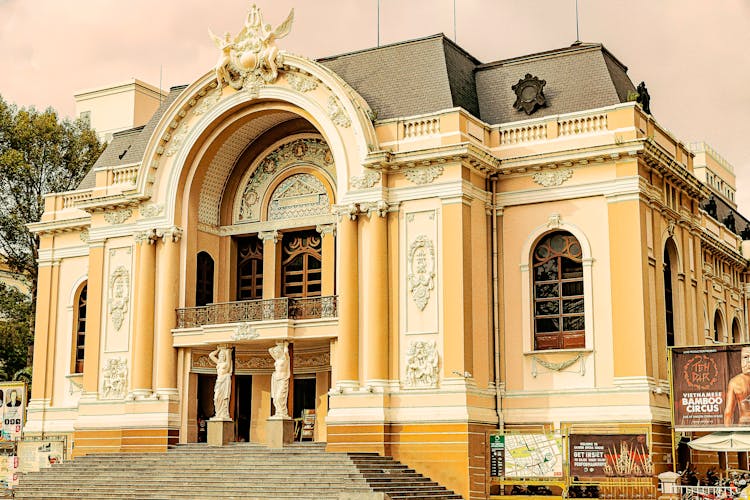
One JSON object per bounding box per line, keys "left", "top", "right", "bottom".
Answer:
{"left": 0, "top": 95, "right": 104, "bottom": 378}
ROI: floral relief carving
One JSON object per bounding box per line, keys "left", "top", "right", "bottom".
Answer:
{"left": 164, "top": 125, "right": 189, "bottom": 157}
{"left": 350, "top": 170, "right": 381, "bottom": 189}
{"left": 404, "top": 340, "right": 439, "bottom": 388}
{"left": 238, "top": 138, "right": 334, "bottom": 222}
{"left": 532, "top": 168, "right": 573, "bottom": 187}
{"left": 327, "top": 95, "right": 351, "bottom": 128}
{"left": 408, "top": 235, "right": 436, "bottom": 311}
{"left": 108, "top": 266, "right": 130, "bottom": 331}
{"left": 403, "top": 165, "right": 444, "bottom": 185}
{"left": 295, "top": 352, "right": 331, "bottom": 369}
{"left": 101, "top": 358, "right": 128, "bottom": 399}
{"left": 79, "top": 229, "right": 89, "bottom": 243}
{"left": 287, "top": 72, "right": 318, "bottom": 93}
{"left": 140, "top": 203, "right": 164, "bottom": 218}
{"left": 103, "top": 208, "right": 132, "bottom": 225}
{"left": 193, "top": 87, "right": 221, "bottom": 115}
{"left": 235, "top": 355, "right": 275, "bottom": 370}
{"left": 193, "top": 355, "right": 213, "bottom": 369}
{"left": 267, "top": 173, "right": 330, "bottom": 221}
{"left": 232, "top": 322, "right": 259, "bottom": 341}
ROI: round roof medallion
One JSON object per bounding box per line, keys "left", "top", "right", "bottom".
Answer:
{"left": 512, "top": 74, "right": 547, "bottom": 115}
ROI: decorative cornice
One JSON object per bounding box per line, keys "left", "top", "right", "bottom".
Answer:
{"left": 315, "top": 223, "right": 336, "bottom": 236}
{"left": 640, "top": 139, "right": 711, "bottom": 201}
{"left": 403, "top": 164, "right": 444, "bottom": 185}
{"left": 27, "top": 217, "right": 90, "bottom": 236}
{"left": 363, "top": 142, "right": 500, "bottom": 175}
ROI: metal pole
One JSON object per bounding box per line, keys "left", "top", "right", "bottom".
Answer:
{"left": 453, "top": 0, "right": 457, "bottom": 42}
{"left": 575, "top": 0, "right": 580, "bottom": 42}
{"left": 377, "top": 0, "right": 380, "bottom": 46}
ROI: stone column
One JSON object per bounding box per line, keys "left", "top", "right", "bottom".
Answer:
{"left": 363, "top": 201, "right": 389, "bottom": 382}
{"left": 316, "top": 224, "right": 336, "bottom": 297}
{"left": 82, "top": 242, "right": 105, "bottom": 394}
{"left": 132, "top": 229, "right": 157, "bottom": 397}
{"left": 334, "top": 204, "right": 360, "bottom": 386}
{"left": 258, "top": 230, "right": 281, "bottom": 300}
{"left": 155, "top": 226, "right": 183, "bottom": 397}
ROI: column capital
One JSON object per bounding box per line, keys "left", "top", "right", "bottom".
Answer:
{"left": 332, "top": 203, "right": 359, "bottom": 221}
{"left": 134, "top": 228, "right": 158, "bottom": 245}
{"left": 316, "top": 223, "right": 336, "bottom": 236}
{"left": 156, "top": 226, "right": 183, "bottom": 243}
{"left": 258, "top": 230, "right": 281, "bottom": 244}
{"left": 361, "top": 200, "right": 389, "bottom": 218}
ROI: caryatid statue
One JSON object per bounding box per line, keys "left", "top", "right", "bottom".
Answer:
{"left": 269, "top": 341, "right": 290, "bottom": 418}
{"left": 209, "top": 345, "right": 233, "bottom": 420}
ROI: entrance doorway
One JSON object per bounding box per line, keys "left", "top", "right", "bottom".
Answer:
{"left": 234, "top": 375, "right": 252, "bottom": 442}
{"left": 293, "top": 376, "right": 316, "bottom": 419}
{"left": 196, "top": 374, "right": 216, "bottom": 443}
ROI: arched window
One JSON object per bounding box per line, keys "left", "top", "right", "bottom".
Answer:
{"left": 713, "top": 310, "right": 724, "bottom": 343}
{"left": 532, "top": 231, "right": 584, "bottom": 350}
{"left": 281, "top": 230, "right": 322, "bottom": 298}
{"left": 72, "top": 283, "right": 87, "bottom": 373}
{"left": 196, "top": 252, "right": 215, "bottom": 307}
{"left": 663, "top": 246, "right": 675, "bottom": 347}
{"left": 732, "top": 318, "right": 742, "bottom": 344}
{"left": 237, "top": 237, "right": 263, "bottom": 300}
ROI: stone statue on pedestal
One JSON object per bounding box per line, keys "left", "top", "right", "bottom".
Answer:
{"left": 269, "top": 341, "right": 290, "bottom": 418}
{"left": 209, "top": 346, "right": 232, "bottom": 420}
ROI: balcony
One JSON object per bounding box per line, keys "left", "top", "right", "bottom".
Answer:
{"left": 176, "top": 296, "right": 338, "bottom": 329}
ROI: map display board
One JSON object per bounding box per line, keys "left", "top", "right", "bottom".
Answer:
{"left": 569, "top": 434, "right": 651, "bottom": 478}
{"left": 0, "top": 382, "right": 26, "bottom": 442}
{"left": 671, "top": 345, "right": 750, "bottom": 429}
{"left": 502, "top": 433, "right": 563, "bottom": 478}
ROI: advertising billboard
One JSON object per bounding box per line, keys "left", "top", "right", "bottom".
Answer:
{"left": 569, "top": 434, "right": 651, "bottom": 478}
{"left": 0, "top": 382, "right": 26, "bottom": 442}
{"left": 671, "top": 344, "right": 750, "bottom": 430}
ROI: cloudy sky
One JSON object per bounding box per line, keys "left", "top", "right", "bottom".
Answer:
{"left": 1, "top": 0, "right": 749, "bottom": 209}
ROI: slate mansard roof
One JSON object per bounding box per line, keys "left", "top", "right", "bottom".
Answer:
{"left": 85, "top": 35, "right": 636, "bottom": 175}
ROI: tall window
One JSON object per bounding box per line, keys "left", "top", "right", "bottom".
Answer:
{"left": 532, "top": 232, "right": 584, "bottom": 350}
{"left": 663, "top": 247, "right": 675, "bottom": 347}
{"left": 732, "top": 319, "right": 741, "bottom": 344}
{"left": 196, "top": 252, "right": 215, "bottom": 307}
{"left": 73, "top": 283, "right": 87, "bottom": 373}
{"left": 282, "top": 230, "right": 322, "bottom": 298}
{"left": 714, "top": 311, "right": 724, "bottom": 343}
{"left": 237, "top": 237, "right": 263, "bottom": 300}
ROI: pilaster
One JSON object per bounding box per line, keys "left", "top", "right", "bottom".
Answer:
{"left": 82, "top": 242, "right": 105, "bottom": 394}
{"left": 333, "top": 204, "right": 360, "bottom": 386}
{"left": 258, "top": 230, "right": 281, "bottom": 300}
{"left": 362, "top": 201, "right": 389, "bottom": 383}
{"left": 316, "top": 224, "right": 336, "bottom": 296}
{"left": 155, "top": 226, "right": 183, "bottom": 396}
{"left": 131, "top": 229, "right": 158, "bottom": 397}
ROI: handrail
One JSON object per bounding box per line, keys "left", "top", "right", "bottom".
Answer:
{"left": 176, "top": 296, "right": 338, "bottom": 329}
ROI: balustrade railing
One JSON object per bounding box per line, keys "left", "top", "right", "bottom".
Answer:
{"left": 176, "top": 296, "right": 338, "bottom": 329}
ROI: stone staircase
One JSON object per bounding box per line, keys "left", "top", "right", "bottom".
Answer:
{"left": 14, "top": 442, "right": 464, "bottom": 499}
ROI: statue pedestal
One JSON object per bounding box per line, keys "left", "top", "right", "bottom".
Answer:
{"left": 207, "top": 418, "right": 233, "bottom": 446}
{"left": 266, "top": 417, "right": 294, "bottom": 448}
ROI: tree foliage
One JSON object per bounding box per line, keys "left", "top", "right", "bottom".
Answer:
{"left": 0, "top": 95, "right": 104, "bottom": 373}
{"left": 0, "top": 283, "right": 33, "bottom": 379}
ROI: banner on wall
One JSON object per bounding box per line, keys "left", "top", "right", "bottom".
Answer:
{"left": 671, "top": 344, "right": 750, "bottom": 430}
{"left": 569, "top": 434, "right": 651, "bottom": 478}
{"left": 0, "top": 382, "right": 26, "bottom": 442}
{"left": 0, "top": 447, "right": 17, "bottom": 489}
{"left": 17, "top": 438, "right": 64, "bottom": 474}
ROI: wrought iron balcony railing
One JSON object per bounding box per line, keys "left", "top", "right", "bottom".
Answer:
{"left": 175, "top": 296, "right": 338, "bottom": 329}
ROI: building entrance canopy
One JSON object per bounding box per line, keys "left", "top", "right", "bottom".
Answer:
{"left": 687, "top": 432, "right": 750, "bottom": 452}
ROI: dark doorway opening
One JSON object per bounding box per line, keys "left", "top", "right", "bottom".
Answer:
{"left": 235, "top": 375, "right": 252, "bottom": 442}
{"left": 293, "top": 377, "right": 316, "bottom": 419}
{"left": 196, "top": 374, "right": 216, "bottom": 443}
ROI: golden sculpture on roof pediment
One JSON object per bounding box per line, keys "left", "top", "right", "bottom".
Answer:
{"left": 209, "top": 4, "right": 294, "bottom": 89}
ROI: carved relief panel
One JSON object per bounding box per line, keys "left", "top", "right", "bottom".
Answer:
{"left": 104, "top": 246, "right": 133, "bottom": 353}
{"left": 401, "top": 207, "right": 439, "bottom": 335}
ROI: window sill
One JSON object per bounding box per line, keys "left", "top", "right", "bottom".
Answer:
{"left": 523, "top": 348, "right": 593, "bottom": 356}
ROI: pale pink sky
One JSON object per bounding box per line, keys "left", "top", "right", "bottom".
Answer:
{"left": 1, "top": 0, "right": 749, "bottom": 210}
